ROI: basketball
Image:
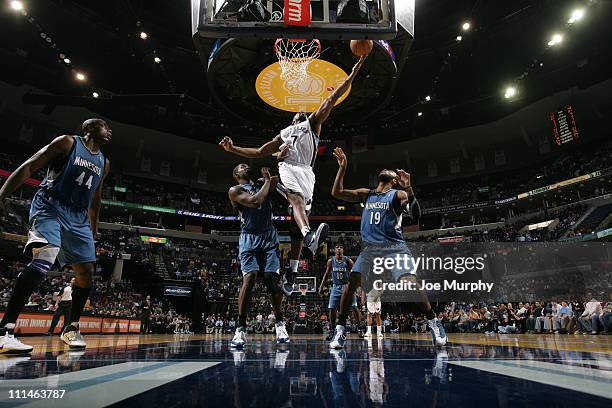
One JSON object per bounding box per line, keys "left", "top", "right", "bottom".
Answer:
{"left": 350, "top": 39, "right": 373, "bottom": 57}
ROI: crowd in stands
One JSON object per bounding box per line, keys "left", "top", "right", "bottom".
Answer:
{"left": 2, "top": 133, "right": 611, "bottom": 223}
{"left": 434, "top": 299, "right": 612, "bottom": 335}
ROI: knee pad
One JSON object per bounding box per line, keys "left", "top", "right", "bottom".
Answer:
{"left": 28, "top": 245, "right": 59, "bottom": 275}
{"left": 263, "top": 273, "right": 281, "bottom": 295}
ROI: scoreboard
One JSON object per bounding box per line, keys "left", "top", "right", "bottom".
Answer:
{"left": 550, "top": 105, "right": 579, "bottom": 146}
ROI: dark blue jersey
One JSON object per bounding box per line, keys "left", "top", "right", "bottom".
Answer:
{"left": 360, "top": 189, "right": 404, "bottom": 244}
{"left": 39, "top": 136, "right": 105, "bottom": 210}
{"left": 331, "top": 256, "right": 349, "bottom": 285}
{"left": 237, "top": 181, "right": 274, "bottom": 234}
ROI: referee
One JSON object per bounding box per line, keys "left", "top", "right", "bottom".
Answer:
{"left": 46, "top": 278, "right": 74, "bottom": 335}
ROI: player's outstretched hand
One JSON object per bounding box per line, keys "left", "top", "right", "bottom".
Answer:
{"left": 333, "top": 147, "right": 347, "bottom": 169}
{"left": 219, "top": 136, "right": 234, "bottom": 152}
{"left": 395, "top": 169, "right": 411, "bottom": 189}
{"left": 261, "top": 167, "right": 271, "bottom": 180}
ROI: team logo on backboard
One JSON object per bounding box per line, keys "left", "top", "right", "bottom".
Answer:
{"left": 255, "top": 60, "right": 351, "bottom": 113}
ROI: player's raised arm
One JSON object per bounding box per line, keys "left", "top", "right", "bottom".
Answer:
{"left": 0, "top": 135, "right": 73, "bottom": 217}
{"left": 89, "top": 158, "right": 110, "bottom": 236}
{"left": 392, "top": 169, "right": 421, "bottom": 224}
{"left": 318, "top": 258, "right": 333, "bottom": 295}
{"left": 219, "top": 135, "right": 283, "bottom": 159}
{"left": 228, "top": 167, "right": 273, "bottom": 208}
{"left": 309, "top": 56, "right": 367, "bottom": 134}
{"left": 331, "top": 147, "right": 370, "bottom": 203}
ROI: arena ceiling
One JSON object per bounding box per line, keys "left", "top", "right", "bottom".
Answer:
{"left": 1, "top": 0, "right": 611, "bottom": 144}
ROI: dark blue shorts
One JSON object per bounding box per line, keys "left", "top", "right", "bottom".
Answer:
{"left": 328, "top": 284, "right": 357, "bottom": 309}
{"left": 239, "top": 229, "right": 280, "bottom": 274}
{"left": 27, "top": 192, "right": 96, "bottom": 266}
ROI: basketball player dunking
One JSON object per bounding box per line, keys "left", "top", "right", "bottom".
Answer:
{"left": 219, "top": 55, "right": 367, "bottom": 295}
{"left": 0, "top": 119, "right": 110, "bottom": 353}
{"left": 328, "top": 147, "right": 447, "bottom": 349}
{"left": 228, "top": 164, "right": 289, "bottom": 347}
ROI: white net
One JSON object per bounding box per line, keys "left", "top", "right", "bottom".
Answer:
{"left": 274, "top": 39, "right": 321, "bottom": 85}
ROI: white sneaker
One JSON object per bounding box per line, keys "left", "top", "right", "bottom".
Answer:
{"left": 230, "top": 328, "right": 246, "bottom": 348}
{"left": 61, "top": 323, "right": 86, "bottom": 349}
{"left": 427, "top": 318, "right": 447, "bottom": 347}
{"left": 0, "top": 325, "right": 33, "bottom": 354}
{"left": 305, "top": 223, "right": 330, "bottom": 255}
{"left": 275, "top": 322, "right": 290, "bottom": 344}
{"left": 363, "top": 330, "right": 372, "bottom": 339}
{"left": 329, "top": 325, "right": 347, "bottom": 349}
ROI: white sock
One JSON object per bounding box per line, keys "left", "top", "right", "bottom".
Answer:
{"left": 377, "top": 326, "right": 382, "bottom": 335}
{"left": 365, "top": 326, "right": 371, "bottom": 334}
{"left": 301, "top": 226, "right": 311, "bottom": 237}
{"left": 289, "top": 259, "right": 299, "bottom": 273}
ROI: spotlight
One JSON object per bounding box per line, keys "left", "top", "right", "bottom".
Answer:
{"left": 75, "top": 72, "right": 86, "bottom": 81}
{"left": 92, "top": 92, "right": 99, "bottom": 98}
{"left": 63, "top": 58, "right": 71, "bottom": 64}
{"left": 461, "top": 21, "right": 471, "bottom": 31}
{"left": 140, "top": 31, "right": 148, "bottom": 40}
{"left": 417, "top": 112, "right": 423, "bottom": 117}
{"left": 548, "top": 33, "right": 563, "bottom": 47}
{"left": 504, "top": 86, "right": 517, "bottom": 99}
{"left": 154, "top": 56, "right": 161, "bottom": 63}
{"left": 456, "top": 35, "right": 463, "bottom": 42}
{"left": 568, "top": 8, "right": 585, "bottom": 24}
{"left": 10, "top": 1, "right": 24, "bottom": 11}
{"left": 425, "top": 95, "right": 431, "bottom": 102}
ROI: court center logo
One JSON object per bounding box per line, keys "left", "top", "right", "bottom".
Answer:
{"left": 255, "top": 59, "right": 351, "bottom": 113}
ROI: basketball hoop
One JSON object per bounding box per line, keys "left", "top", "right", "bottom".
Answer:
{"left": 274, "top": 39, "right": 321, "bottom": 85}
{"left": 298, "top": 283, "right": 309, "bottom": 297}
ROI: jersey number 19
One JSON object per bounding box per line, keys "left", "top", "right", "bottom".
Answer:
{"left": 369, "top": 211, "right": 381, "bottom": 225}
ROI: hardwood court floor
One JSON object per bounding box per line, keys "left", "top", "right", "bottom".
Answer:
{"left": 1, "top": 333, "right": 611, "bottom": 407}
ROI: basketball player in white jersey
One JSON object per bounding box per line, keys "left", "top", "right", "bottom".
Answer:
{"left": 219, "top": 55, "right": 367, "bottom": 295}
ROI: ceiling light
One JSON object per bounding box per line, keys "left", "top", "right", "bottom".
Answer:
{"left": 154, "top": 56, "right": 161, "bottom": 63}
{"left": 548, "top": 33, "right": 563, "bottom": 47}
{"left": 504, "top": 86, "right": 517, "bottom": 99}
{"left": 461, "top": 22, "right": 471, "bottom": 31}
{"left": 425, "top": 95, "right": 431, "bottom": 102}
{"left": 10, "top": 1, "right": 24, "bottom": 11}
{"left": 92, "top": 92, "right": 99, "bottom": 98}
{"left": 75, "top": 72, "right": 86, "bottom": 81}
{"left": 456, "top": 35, "right": 463, "bottom": 42}
{"left": 63, "top": 58, "right": 71, "bottom": 64}
{"left": 568, "top": 8, "right": 585, "bottom": 24}
{"left": 140, "top": 31, "right": 148, "bottom": 40}
{"left": 417, "top": 112, "right": 423, "bottom": 117}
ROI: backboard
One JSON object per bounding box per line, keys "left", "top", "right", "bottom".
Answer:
{"left": 192, "top": 0, "right": 414, "bottom": 40}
